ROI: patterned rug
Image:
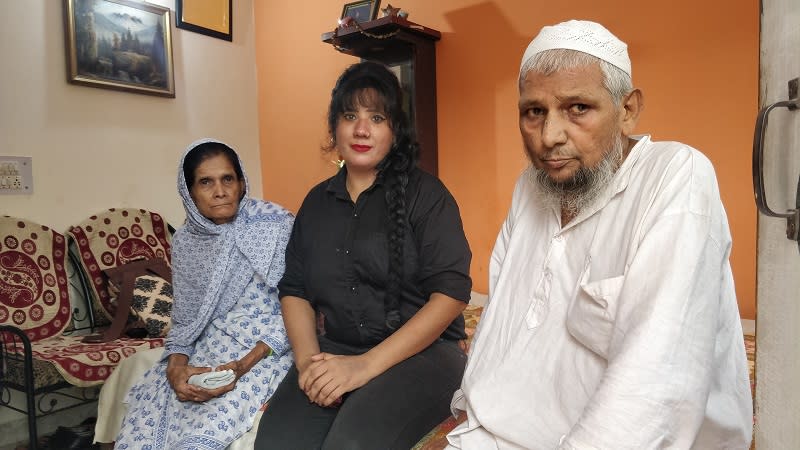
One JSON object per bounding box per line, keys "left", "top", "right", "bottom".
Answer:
{"left": 745, "top": 333, "right": 756, "bottom": 450}
{"left": 412, "top": 306, "right": 758, "bottom": 450}
{"left": 745, "top": 333, "right": 755, "bottom": 398}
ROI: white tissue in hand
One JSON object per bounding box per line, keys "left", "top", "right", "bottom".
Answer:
{"left": 187, "top": 369, "right": 235, "bottom": 389}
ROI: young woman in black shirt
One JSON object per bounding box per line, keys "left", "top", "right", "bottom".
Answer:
{"left": 255, "top": 61, "right": 472, "bottom": 449}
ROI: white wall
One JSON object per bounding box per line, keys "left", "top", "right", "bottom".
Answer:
{"left": 756, "top": 0, "right": 800, "bottom": 447}
{"left": 0, "top": 0, "right": 262, "bottom": 232}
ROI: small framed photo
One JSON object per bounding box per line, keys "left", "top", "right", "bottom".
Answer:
{"left": 176, "top": 0, "right": 232, "bottom": 42}
{"left": 341, "top": 0, "right": 381, "bottom": 24}
{"left": 63, "top": 0, "right": 175, "bottom": 98}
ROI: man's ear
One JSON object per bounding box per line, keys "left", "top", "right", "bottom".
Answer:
{"left": 619, "top": 89, "right": 643, "bottom": 135}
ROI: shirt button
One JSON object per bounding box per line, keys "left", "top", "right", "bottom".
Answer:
{"left": 345, "top": 250, "right": 350, "bottom": 254}
{"left": 359, "top": 322, "right": 364, "bottom": 327}
{"left": 554, "top": 235, "right": 563, "bottom": 242}
{"left": 351, "top": 286, "right": 356, "bottom": 292}
{"left": 354, "top": 213, "right": 358, "bottom": 218}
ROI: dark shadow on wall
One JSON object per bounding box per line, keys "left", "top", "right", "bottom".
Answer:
{"left": 437, "top": 2, "right": 531, "bottom": 280}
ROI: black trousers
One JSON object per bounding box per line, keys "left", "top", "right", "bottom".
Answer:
{"left": 254, "top": 336, "right": 467, "bottom": 450}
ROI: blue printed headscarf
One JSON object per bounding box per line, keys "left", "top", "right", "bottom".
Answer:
{"left": 164, "top": 138, "right": 293, "bottom": 358}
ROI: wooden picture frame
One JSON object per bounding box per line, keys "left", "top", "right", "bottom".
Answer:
{"left": 63, "top": 0, "right": 175, "bottom": 98}
{"left": 341, "top": 0, "right": 381, "bottom": 24}
{"left": 176, "top": 0, "right": 232, "bottom": 42}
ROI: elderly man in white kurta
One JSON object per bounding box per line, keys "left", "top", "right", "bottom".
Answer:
{"left": 447, "top": 20, "right": 752, "bottom": 450}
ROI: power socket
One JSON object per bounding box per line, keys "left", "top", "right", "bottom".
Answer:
{"left": 0, "top": 156, "right": 33, "bottom": 194}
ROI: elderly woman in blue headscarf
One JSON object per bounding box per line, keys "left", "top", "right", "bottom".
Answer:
{"left": 113, "top": 139, "right": 294, "bottom": 450}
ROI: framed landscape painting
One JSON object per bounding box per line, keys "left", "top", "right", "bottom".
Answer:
{"left": 63, "top": 0, "right": 175, "bottom": 98}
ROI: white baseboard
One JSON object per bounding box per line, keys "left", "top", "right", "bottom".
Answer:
{"left": 469, "top": 291, "right": 488, "bottom": 307}
{"left": 741, "top": 318, "right": 755, "bottom": 336}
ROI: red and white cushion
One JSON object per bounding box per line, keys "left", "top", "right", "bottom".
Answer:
{"left": 1, "top": 216, "right": 71, "bottom": 342}
{"left": 67, "top": 208, "right": 172, "bottom": 325}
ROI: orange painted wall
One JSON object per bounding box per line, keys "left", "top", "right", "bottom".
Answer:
{"left": 254, "top": 1, "right": 759, "bottom": 319}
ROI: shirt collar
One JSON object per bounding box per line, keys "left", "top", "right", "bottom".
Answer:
{"left": 609, "top": 134, "right": 648, "bottom": 195}
{"left": 326, "top": 166, "right": 384, "bottom": 201}
{"left": 561, "top": 134, "right": 649, "bottom": 230}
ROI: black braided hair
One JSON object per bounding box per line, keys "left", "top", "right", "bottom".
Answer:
{"left": 326, "top": 61, "right": 420, "bottom": 333}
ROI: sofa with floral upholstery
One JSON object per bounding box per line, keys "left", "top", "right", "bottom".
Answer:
{"left": 0, "top": 208, "right": 173, "bottom": 450}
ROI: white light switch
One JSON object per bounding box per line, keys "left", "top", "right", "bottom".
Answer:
{"left": 0, "top": 156, "right": 33, "bottom": 194}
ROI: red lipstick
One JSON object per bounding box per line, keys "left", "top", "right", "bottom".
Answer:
{"left": 351, "top": 144, "right": 371, "bottom": 153}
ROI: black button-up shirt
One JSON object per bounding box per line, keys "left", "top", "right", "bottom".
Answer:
{"left": 278, "top": 167, "right": 472, "bottom": 347}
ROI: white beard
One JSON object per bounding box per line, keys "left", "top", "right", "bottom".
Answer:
{"left": 530, "top": 135, "right": 625, "bottom": 218}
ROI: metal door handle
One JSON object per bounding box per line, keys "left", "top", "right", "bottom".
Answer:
{"left": 752, "top": 97, "right": 800, "bottom": 242}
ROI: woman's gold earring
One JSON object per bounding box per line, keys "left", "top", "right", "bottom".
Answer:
{"left": 332, "top": 150, "right": 345, "bottom": 168}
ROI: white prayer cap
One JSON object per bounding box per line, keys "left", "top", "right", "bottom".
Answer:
{"left": 520, "top": 20, "right": 631, "bottom": 77}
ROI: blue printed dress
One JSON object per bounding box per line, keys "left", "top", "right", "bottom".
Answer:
{"left": 115, "top": 274, "right": 292, "bottom": 450}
